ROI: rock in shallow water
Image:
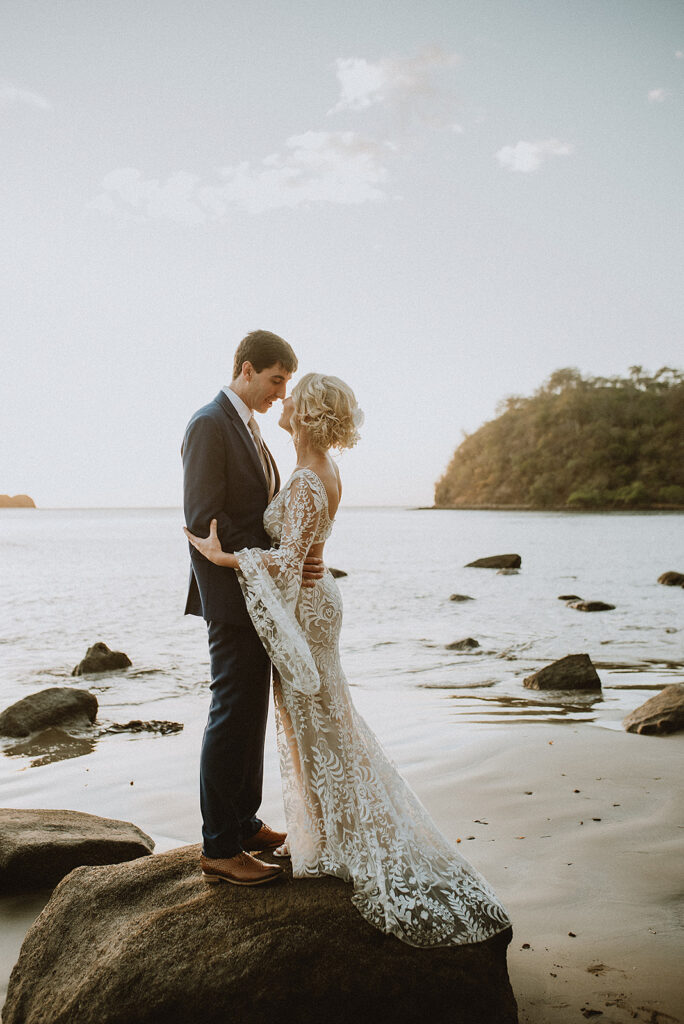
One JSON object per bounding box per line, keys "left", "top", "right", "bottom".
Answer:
{"left": 567, "top": 600, "right": 615, "bottom": 612}
{"left": 328, "top": 567, "right": 347, "bottom": 578}
{"left": 524, "top": 654, "right": 602, "bottom": 691}
{"left": 3, "top": 844, "right": 517, "bottom": 1024}
{"left": 0, "top": 809, "right": 154, "bottom": 892}
{"left": 447, "top": 638, "right": 481, "bottom": 651}
{"left": 623, "top": 683, "right": 684, "bottom": 735}
{"left": 465, "top": 554, "right": 522, "bottom": 569}
{"left": 0, "top": 687, "right": 97, "bottom": 739}
{"left": 657, "top": 571, "right": 684, "bottom": 587}
{"left": 450, "top": 593, "right": 475, "bottom": 602}
{"left": 72, "top": 641, "right": 132, "bottom": 676}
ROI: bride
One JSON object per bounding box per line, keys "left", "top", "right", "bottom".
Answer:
{"left": 184, "top": 372, "right": 511, "bottom": 947}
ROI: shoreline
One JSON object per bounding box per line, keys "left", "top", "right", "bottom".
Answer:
{"left": 417, "top": 504, "right": 684, "bottom": 513}
{"left": 1, "top": 712, "right": 682, "bottom": 1023}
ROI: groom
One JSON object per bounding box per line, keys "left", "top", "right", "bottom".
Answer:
{"left": 182, "top": 329, "right": 322, "bottom": 885}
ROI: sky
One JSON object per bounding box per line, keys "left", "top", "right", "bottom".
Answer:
{"left": 2, "top": 0, "right": 683, "bottom": 507}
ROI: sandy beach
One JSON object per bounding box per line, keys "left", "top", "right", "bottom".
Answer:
{"left": 1, "top": 692, "right": 682, "bottom": 1024}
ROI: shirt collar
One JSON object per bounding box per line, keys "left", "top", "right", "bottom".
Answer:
{"left": 222, "top": 385, "right": 252, "bottom": 427}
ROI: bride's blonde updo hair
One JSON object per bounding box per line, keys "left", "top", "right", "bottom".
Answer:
{"left": 291, "top": 373, "right": 363, "bottom": 452}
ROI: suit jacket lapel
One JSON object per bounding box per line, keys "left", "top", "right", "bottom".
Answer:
{"left": 262, "top": 439, "right": 280, "bottom": 495}
{"left": 213, "top": 392, "right": 279, "bottom": 497}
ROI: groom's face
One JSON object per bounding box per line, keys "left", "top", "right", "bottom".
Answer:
{"left": 245, "top": 361, "right": 292, "bottom": 414}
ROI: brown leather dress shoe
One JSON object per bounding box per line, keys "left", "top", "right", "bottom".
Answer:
{"left": 243, "top": 823, "right": 287, "bottom": 852}
{"left": 200, "top": 852, "right": 284, "bottom": 886}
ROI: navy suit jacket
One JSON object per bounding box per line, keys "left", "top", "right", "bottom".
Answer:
{"left": 182, "top": 391, "right": 280, "bottom": 625}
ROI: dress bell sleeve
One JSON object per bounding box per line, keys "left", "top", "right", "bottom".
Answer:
{"left": 235, "top": 474, "right": 324, "bottom": 695}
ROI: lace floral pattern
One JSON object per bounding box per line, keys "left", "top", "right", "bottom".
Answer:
{"left": 236, "top": 468, "right": 511, "bottom": 946}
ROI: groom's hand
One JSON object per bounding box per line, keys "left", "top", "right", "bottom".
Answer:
{"left": 301, "top": 555, "right": 325, "bottom": 588}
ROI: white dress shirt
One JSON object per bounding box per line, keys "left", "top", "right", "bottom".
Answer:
{"left": 222, "top": 386, "right": 260, "bottom": 454}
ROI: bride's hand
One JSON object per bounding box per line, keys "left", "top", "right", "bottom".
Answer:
{"left": 183, "top": 519, "right": 234, "bottom": 567}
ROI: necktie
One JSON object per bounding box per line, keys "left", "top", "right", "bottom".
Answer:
{"left": 248, "top": 416, "right": 276, "bottom": 500}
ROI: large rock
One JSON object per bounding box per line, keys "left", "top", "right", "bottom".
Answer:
{"left": 72, "top": 641, "right": 132, "bottom": 676}
{"left": 658, "top": 571, "right": 684, "bottom": 587}
{"left": 0, "top": 809, "right": 154, "bottom": 892}
{"left": 623, "top": 683, "right": 684, "bottom": 735}
{"left": 567, "top": 600, "right": 615, "bottom": 612}
{"left": 3, "top": 845, "right": 517, "bottom": 1024}
{"left": 465, "top": 554, "right": 522, "bottom": 569}
{"left": 524, "top": 653, "right": 602, "bottom": 691}
{"left": 0, "top": 687, "right": 97, "bottom": 738}
{"left": 329, "top": 568, "right": 347, "bottom": 578}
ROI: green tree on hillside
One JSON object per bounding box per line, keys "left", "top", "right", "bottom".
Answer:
{"left": 435, "top": 368, "right": 684, "bottom": 509}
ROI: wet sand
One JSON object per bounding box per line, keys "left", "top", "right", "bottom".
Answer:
{"left": 1, "top": 698, "right": 682, "bottom": 1023}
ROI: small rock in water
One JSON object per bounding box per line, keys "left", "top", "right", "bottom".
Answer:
{"left": 449, "top": 593, "right": 475, "bottom": 602}
{"left": 524, "top": 654, "right": 602, "bottom": 691}
{"left": 0, "top": 687, "right": 98, "bottom": 738}
{"left": 329, "top": 568, "right": 347, "bottom": 579}
{"left": 446, "top": 638, "right": 480, "bottom": 651}
{"left": 558, "top": 594, "right": 582, "bottom": 601}
{"left": 102, "top": 720, "right": 184, "bottom": 736}
{"left": 465, "top": 554, "right": 522, "bottom": 570}
{"left": 567, "top": 601, "right": 615, "bottom": 612}
{"left": 72, "top": 642, "right": 132, "bottom": 676}
{"left": 622, "top": 683, "right": 684, "bottom": 736}
{"left": 658, "top": 571, "right": 684, "bottom": 587}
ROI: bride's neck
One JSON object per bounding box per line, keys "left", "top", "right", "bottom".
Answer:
{"left": 295, "top": 433, "right": 327, "bottom": 467}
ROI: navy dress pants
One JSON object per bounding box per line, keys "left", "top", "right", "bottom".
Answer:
{"left": 200, "top": 618, "right": 271, "bottom": 859}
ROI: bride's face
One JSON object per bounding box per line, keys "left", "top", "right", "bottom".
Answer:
{"left": 279, "top": 396, "right": 295, "bottom": 434}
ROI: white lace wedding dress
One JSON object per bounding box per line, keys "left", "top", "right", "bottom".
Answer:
{"left": 236, "top": 468, "right": 511, "bottom": 946}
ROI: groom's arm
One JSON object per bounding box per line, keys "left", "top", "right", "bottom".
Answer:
{"left": 182, "top": 414, "right": 262, "bottom": 555}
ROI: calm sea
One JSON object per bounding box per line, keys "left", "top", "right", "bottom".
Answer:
{"left": 1, "top": 507, "right": 683, "bottom": 769}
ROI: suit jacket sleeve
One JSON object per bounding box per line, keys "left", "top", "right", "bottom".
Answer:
{"left": 182, "top": 413, "right": 263, "bottom": 553}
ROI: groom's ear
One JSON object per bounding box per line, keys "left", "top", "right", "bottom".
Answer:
{"left": 238, "top": 360, "right": 254, "bottom": 382}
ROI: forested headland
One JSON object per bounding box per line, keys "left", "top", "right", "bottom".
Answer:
{"left": 435, "top": 367, "right": 684, "bottom": 510}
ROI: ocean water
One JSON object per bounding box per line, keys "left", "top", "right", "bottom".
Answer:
{"left": 1, "top": 507, "right": 683, "bottom": 773}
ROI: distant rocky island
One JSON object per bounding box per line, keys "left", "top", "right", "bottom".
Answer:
{"left": 0, "top": 494, "right": 36, "bottom": 508}
{"left": 435, "top": 366, "right": 684, "bottom": 510}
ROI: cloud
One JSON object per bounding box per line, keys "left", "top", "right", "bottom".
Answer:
{"left": 647, "top": 88, "right": 669, "bottom": 102}
{"left": 87, "top": 132, "right": 390, "bottom": 222}
{"left": 495, "top": 138, "right": 574, "bottom": 173}
{"left": 0, "top": 82, "right": 52, "bottom": 110}
{"left": 328, "top": 48, "right": 459, "bottom": 114}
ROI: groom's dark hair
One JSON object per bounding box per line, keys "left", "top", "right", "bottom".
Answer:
{"left": 232, "top": 330, "right": 298, "bottom": 379}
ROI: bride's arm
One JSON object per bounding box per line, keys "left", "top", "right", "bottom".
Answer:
{"left": 184, "top": 476, "right": 322, "bottom": 583}
{"left": 183, "top": 519, "right": 238, "bottom": 568}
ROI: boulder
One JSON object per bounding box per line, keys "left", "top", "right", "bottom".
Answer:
{"left": 0, "top": 687, "right": 97, "bottom": 738}
{"left": 329, "top": 568, "right": 347, "bottom": 578}
{"left": 567, "top": 600, "right": 615, "bottom": 612}
{"left": 102, "top": 720, "right": 183, "bottom": 735}
{"left": 465, "top": 554, "right": 522, "bottom": 570}
{"left": 72, "top": 642, "right": 132, "bottom": 676}
{"left": 523, "top": 654, "right": 602, "bottom": 691}
{"left": 0, "top": 809, "right": 154, "bottom": 893}
{"left": 658, "top": 571, "right": 684, "bottom": 587}
{"left": 623, "top": 683, "right": 684, "bottom": 736}
{"left": 3, "top": 845, "right": 517, "bottom": 1024}
{"left": 447, "top": 638, "right": 481, "bottom": 651}
{"left": 558, "top": 594, "right": 582, "bottom": 601}
{"left": 450, "top": 593, "right": 475, "bottom": 602}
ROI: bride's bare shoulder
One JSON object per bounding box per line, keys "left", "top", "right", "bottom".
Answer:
{"left": 295, "top": 463, "right": 340, "bottom": 518}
